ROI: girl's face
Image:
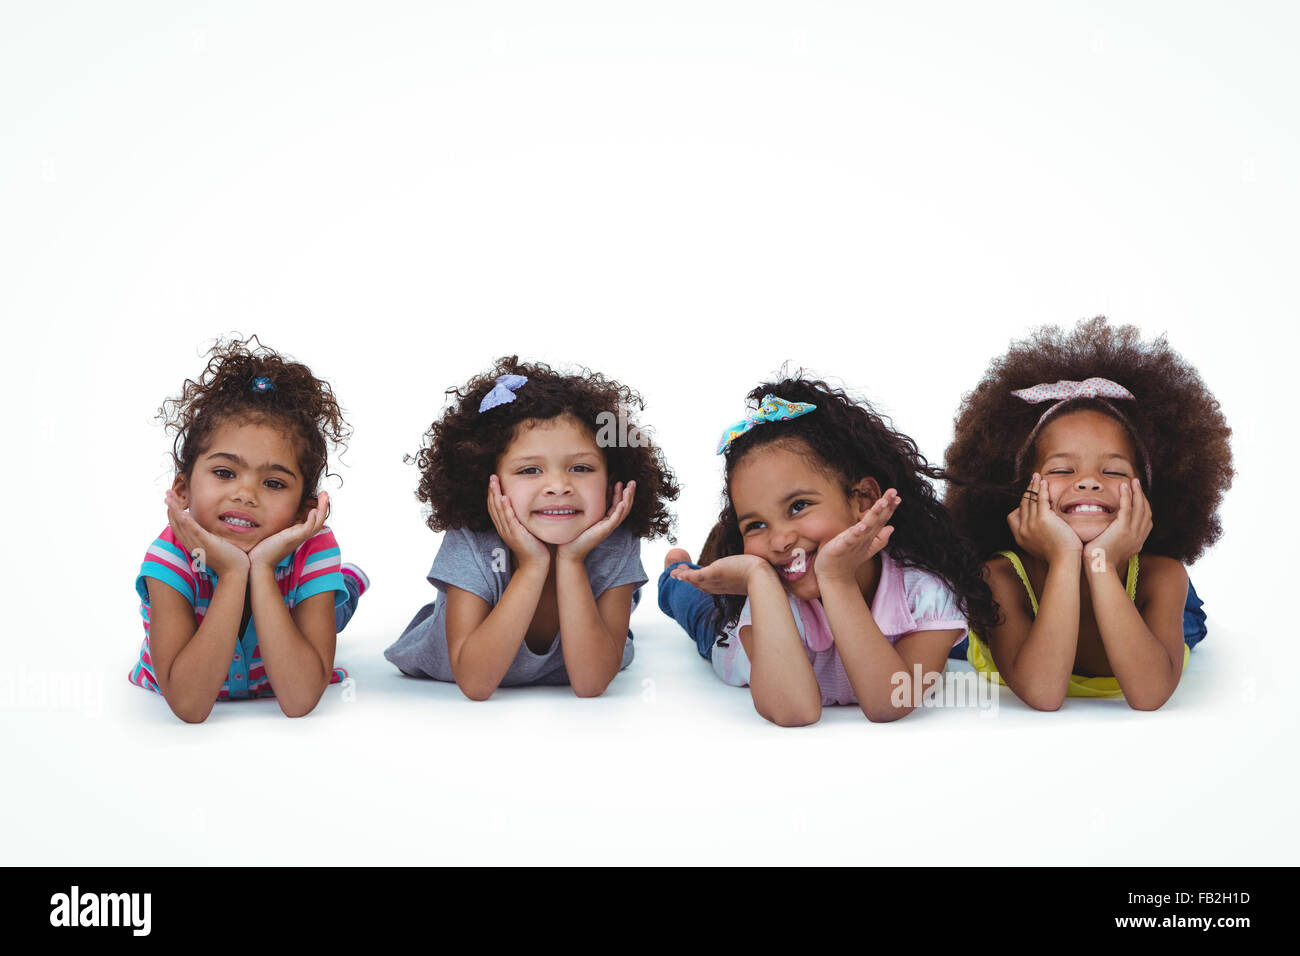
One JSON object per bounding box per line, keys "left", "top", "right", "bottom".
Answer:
{"left": 496, "top": 414, "right": 611, "bottom": 547}
{"left": 1032, "top": 410, "right": 1140, "bottom": 544}
{"left": 729, "top": 441, "right": 876, "bottom": 602}
{"left": 174, "top": 419, "right": 308, "bottom": 553}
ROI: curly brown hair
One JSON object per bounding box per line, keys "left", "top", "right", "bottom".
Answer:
{"left": 160, "top": 335, "right": 350, "bottom": 509}
{"left": 411, "top": 356, "right": 679, "bottom": 539}
{"left": 943, "top": 317, "right": 1233, "bottom": 563}
{"left": 705, "top": 373, "right": 1000, "bottom": 637}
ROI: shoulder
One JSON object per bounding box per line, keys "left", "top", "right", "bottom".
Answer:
{"left": 136, "top": 526, "right": 199, "bottom": 604}
{"left": 984, "top": 552, "right": 1024, "bottom": 594}
{"left": 297, "top": 526, "right": 341, "bottom": 563}
{"left": 1135, "top": 553, "right": 1188, "bottom": 602}
{"left": 438, "top": 526, "right": 502, "bottom": 555}
{"left": 430, "top": 526, "right": 504, "bottom": 596}
{"left": 594, "top": 527, "right": 641, "bottom": 557}
{"left": 981, "top": 551, "right": 1033, "bottom": 622}
{"left": 896, "top": 560, "right": 964, "bottom": 623}
{"left": 293, "top": 526, "right": 343, "bottom": 579}
{"left": 587, "top": 527, "right": 646, "bottom": 581}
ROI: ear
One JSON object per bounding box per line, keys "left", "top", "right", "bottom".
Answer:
{"left": 851, "top": 476, "right": 882, "bottom": 515}
{"left": 299, "top": 492, "right": 320, "bottom": 523}
{"left": 171, "top": 474, "right": 190, "bottom": 508}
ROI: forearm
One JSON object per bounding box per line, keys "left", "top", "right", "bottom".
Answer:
{"left": 817, "top": 576, "right": 913, "bottom": 721}
{"left": 248, "top": 566, "right": 330, "bottom": 717}
{"left": 1002, "top": 555, "right": 1082, "bottom": 709}
{"left": 1087, "top": 569, "right": 1181, "bottom": 710}
{"left": 451, "top": 563, "right": 548, "bottom": 700}
{"left": 746, "top": 566, "right": 821, "bottom": 726}
{"left": 163, "top": 569, "right": 248, "bottom": 722}
{"left": 555, "top": 557, "right": 624, "bottom": 697}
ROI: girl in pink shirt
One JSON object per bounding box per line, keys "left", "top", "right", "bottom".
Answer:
{"left": 664, "top": 375, "right": 997, "bottom": 726}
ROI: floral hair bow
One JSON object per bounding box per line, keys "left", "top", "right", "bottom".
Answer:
{"left": 479, "top": 374, "right": 529, "bottom": 413}
{"left": 716, "top": 394, "right": 817, "bottom": 455}
{"left": 1011, "top": 377, "right": 1136, "bottom": 405}
{"left": 251, "top": 376, "right": 275, "bottom": 393}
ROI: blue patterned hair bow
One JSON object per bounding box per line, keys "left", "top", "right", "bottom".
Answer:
{"left": 479, "top": 374, "right": 529, "bottom": 413}
{"left": 716, "top": 394, "right": 817, "bottom": 454}
{"left": 251, "top": 376, "right": 275, "bottom": 393}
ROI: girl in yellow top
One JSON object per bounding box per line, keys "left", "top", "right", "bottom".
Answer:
{"left": 943, "top": 317, "right": 1233, "bottom": 710}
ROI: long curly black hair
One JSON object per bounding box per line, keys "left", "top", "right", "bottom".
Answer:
{"left": 706, "top": 374, "right": 998, "bottom": 636}
{"left": 159, "top": 335, "right": 349, "bottom": 509}
{"left": 411, "top": 356, "right": 679, "bottom": 540}
{"left": 943, "top": 316, "right": 1233, "bottom": 563}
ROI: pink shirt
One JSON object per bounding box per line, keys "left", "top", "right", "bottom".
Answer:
{"left": 711, "top": 548, "right": 968, "bottom": 706}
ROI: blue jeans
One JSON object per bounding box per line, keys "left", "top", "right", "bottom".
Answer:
{"left": 660, "top": 561, "right": 1208, "bottom": 662}
{"left": 335, "top": 574, "right": 363, "bottom": 633}
{"left": 658, "top": 562, "right": 718, "bottom": 660}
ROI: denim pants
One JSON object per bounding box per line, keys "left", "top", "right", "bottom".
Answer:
{"left": 658, "top": 561, "right": 1208, "bottom": 662}
{"left": 335, "top": 574, "right": 363, "bottom": 633}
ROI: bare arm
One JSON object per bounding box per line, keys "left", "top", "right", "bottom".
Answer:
{"left": 248, "top": 568, "right": 335, "bottom": 718}
{"left": 554, "top": 482, "right": 638, "bottom": 696}
{"left": 741, "top": 563, "right": 821, "bottom": 726}
{"left": 818, "top": 573, "right": 960, "bottom": 721}
{"left": 985, "top": 553, "right": 1083, "bottom": 711}
{"left": 1089, "top": 554, "right": 1186, "bottom": 710}
{"left": 146, "top": 571, "right": 247, "bottom": 724}
{"left": 671, "top": 556, "right": 819, "bottom": 726}
{"left": 555, "top": 562, "right": 636, "bottom": 697}
{"left": 987, "top": 473, "right": 1085, "bottom": 711}
{"left": 1083, "top": 480, "right": 1184, "bottom": 710}
{"left": 445, "top": 565, "right": 549, "bottom": 701}
{"left": 149, "top": 492, "right": 253, "bottom": 723}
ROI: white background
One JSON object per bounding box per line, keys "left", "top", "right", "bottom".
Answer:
{"left": 1, "top": 1, "right": 1295, "bottom": 864}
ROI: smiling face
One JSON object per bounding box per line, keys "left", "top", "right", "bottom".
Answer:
{"left": 496, "top": 414, "right": 611, "bottom": 546}
{"left": 729, "top": 440, "right": 876, "bottom": 602}
{"left": 1032, "top": 410, "right": 1140, "bottom": 544}
{"left": 175, "top": 418, "right": 308, "bottom": 553}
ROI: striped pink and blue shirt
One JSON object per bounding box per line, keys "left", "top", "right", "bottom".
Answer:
{"left": 130, "top": 525, "right": 350, "bottom": 700}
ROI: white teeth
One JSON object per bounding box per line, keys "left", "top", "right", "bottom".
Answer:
{"left": 222, "top": 516, "right": 255, "bottom": 527}
{"left": 1067, "top": 505, "right": 1105, "bottom": 514}
{"left": 538, "top": 509, "right": 577, "bottom": 515}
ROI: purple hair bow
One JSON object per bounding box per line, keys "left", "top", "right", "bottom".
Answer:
{"left": 479, "top": 374, "right": 528, "bottom": 413}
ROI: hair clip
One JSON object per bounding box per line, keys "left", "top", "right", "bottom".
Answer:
{"left": 479, "top": 374, "right": 528, "bottom": 413}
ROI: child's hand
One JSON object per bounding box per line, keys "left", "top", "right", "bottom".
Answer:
{"left": 1084, "top": 478, "right": 1152, "bottom": 575}
{"left": 487, "top": 475, "right": 551, "bottom": 572}
{"left": 164, "top": 490, "right": 250, "bottom": 577}
{"left": 1007, "top": 474, "right": 1082, "bottom": 562}
{"left": 557, "top": 481, "right": 635, "bottom": 564}
{"left": 670, "top": 554, "right": 769, "bottom": 595}
{"left": 814, "top": 488, "right": 900, "bottom": 583}
{"left": 249, "top": 492, "right": 329, "bottom": 572}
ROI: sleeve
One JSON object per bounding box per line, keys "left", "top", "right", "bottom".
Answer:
{"left": 428, "top": 528, "right": 498, "bottom": 602}
{"left": 590, "top": 529, "right": 650, "bottom": 599}
{"left": 292, "top": 527, "right": 349, "bottom": 608}
{"left": 135, "top": 526, "right": 198, "bottom": 607}
{"left": 904, "top": 569, "right": 969, "bottom": 646}
{"left": 710, "top": 598, "right": 753, "bottom": 687}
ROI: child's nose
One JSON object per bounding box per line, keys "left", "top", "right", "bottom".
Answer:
{"left": 1075, "top": 473, "right": 1102, "bottom": 490}
{"left": 771, "top": 528, "right": 798, "bottom": 552}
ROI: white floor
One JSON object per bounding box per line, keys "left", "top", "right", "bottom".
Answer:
{"left": 5, "top": 593, "right": 1289, "bottom": 866}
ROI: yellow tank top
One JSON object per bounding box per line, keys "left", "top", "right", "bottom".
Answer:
{"left": 966, "top": 550, "right": 1189, "bottom": 699}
